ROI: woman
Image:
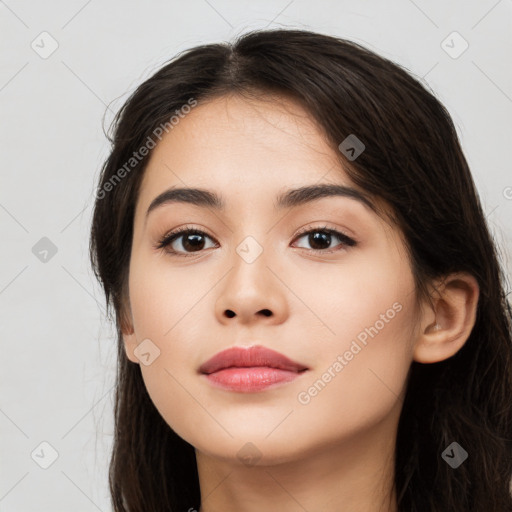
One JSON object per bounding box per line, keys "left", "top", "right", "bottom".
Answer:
{"left": 89, "top": 28, "right": 512, "bottom": 511}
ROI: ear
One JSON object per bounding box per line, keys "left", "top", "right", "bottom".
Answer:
{"left": 119, "top": 295, "right": 140, "bottom": 365}
{"left": 413, "top": 272, "right": 479, "bottom": 363}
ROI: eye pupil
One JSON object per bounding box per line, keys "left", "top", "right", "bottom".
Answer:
{"left": 182, "top": 233, "right": 205, "bottom": 252}
{"left": 309, "top": 232, "right": 331, "bottom": 250}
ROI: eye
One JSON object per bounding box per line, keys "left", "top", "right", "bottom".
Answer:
{"left": 155, "top": 224, "right": 357, "bottom": 258}
{"left": 155, "top": 225, "right": 217, "bottom": 257}
{"left": 292, "top": 225, "right": 357, "bottom": 254}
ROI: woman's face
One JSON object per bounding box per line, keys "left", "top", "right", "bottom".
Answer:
{"left": 123, "top": 93, "right": 421, "bottom": 465}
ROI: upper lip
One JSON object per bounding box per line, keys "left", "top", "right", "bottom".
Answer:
{"left": 199, "top": 345, "right": 309, "bottom": 375}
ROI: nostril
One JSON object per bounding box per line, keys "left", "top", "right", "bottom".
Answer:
{"left": 225, "top": 310, "right": 235, "bottom": 318}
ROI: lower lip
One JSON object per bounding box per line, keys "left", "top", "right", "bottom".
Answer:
{"left": 203, "top": 367, "right": 306, "bottom": 392}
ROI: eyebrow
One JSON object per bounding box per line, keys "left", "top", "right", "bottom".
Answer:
{"left": 145, "top": 183, "right": 378, "bottom": 220}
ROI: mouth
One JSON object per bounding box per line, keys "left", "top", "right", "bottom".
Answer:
{"left": 203, "top": 367, "right": 308, "bottom": 392}
{"left": 199, "top": 345, "right": 309, "bottom": 393}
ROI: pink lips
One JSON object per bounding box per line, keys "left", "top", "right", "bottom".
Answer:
{"left": 199, "top": 345, "right": 309, "bottom": 392}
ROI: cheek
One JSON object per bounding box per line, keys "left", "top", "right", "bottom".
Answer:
{"left": 288, "top": 243, "right": 415, "bottom": 350}
{"left": 127, "top": 258, "right": 218, "bottom": 441}
{"left": 276, "top": 251, "right": 416, "bottom": 441}
{"left": 128, "top": 252, "right": 209, "bottom": 337}
{"left": 291, "top": 299, "right": 415, "bottom": 443}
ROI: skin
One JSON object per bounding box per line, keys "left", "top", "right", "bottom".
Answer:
{"left": 121, "top": 93, "right": 479, "bottom": 512}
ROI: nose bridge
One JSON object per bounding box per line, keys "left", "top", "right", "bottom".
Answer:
{"left": 229, "top": 229, "right": 272, "bottom": 290}
{"left": 229, "top": 207, "right": 275, "bottom": 268}
{"left": 214, "top": 223, "right": 287, "bottom": 324}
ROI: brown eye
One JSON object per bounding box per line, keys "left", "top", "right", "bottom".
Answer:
{"left": 293, "top": 226, "right": 356, "bottom": 253}
{"left": 156, "top": 224, "right": 356, "bottom": 258}
{"left": 156, "top": 227, "right": 217, "bottom": 257}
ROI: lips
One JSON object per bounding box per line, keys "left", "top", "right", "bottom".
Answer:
{"left": 199, "top": 345, "right": 308, "bottom": 375}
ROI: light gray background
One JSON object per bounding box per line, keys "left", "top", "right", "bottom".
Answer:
{"left": 1, "top": 0, "right": 511, "bottom": 510}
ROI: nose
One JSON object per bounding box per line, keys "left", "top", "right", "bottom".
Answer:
{"left": 214, "top": 241, "right": 288, "bottom": 326}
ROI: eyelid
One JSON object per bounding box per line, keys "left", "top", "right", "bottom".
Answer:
{"left": 293, "top": 222, "right": 357, "bottom": 245}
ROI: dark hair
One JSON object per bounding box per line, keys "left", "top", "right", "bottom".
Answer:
{"left": 89, "top": 28, "right": 512, "bottom": 511}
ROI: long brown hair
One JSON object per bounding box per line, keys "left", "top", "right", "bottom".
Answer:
{"left": 89, "top": 28, "right": 512, "bottom": 511}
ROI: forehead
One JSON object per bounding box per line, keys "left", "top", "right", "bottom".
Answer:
{"left": 136, "top": 93, "right": 350, "bottom": 211}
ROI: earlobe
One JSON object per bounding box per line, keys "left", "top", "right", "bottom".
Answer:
{"left": 122, "top": 329, "right": 140, "bottom": 364}
{"left": 413, "top": 272, "right": 479, "bottom": 364}
{"left": 120, "top": 305, "right": 140, "bottom": 365}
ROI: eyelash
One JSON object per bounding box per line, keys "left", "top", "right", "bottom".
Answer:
{"left": 155, "top": 224, "right": 357, "bottom": 258}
